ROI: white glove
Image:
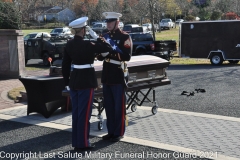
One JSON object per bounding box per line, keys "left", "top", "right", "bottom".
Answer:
{"left": 101, "top": 52, "right": 109, "bottom": 57}
{"left": 65, "top": 86, "right": 70, "bottom": 91}
{"left": 87, "top": 26, "right": 99, "bottom": 40}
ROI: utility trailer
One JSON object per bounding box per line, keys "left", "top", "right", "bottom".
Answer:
{"left": 179, "top": 20, "right": 240, "bottom": 65}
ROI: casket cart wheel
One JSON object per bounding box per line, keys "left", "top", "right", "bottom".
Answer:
{"left": 98, "top": 121, "right": 103, "bottom": 130}
{"left": 152, "top": 105, "right": 158, "bottom": 115}
{"left": 131, "top": 104, "right": 137, "bottom": 112}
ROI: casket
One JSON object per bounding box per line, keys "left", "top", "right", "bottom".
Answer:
{"left": 50, "top": 55, "right": 170, "bottom": 96}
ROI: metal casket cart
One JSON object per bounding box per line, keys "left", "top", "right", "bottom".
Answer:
{"left": 51, "top": 55, "right": 171, "bottom": 130}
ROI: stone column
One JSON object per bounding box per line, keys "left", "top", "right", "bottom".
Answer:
{"left": 0, "top": 29, "right": 25, "bottom": 79}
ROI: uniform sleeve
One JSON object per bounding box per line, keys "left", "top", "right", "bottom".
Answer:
{"left": 62, "top": 44, "right": 72, "bottom": 86}
{"left": 86, "top": 38, "right": 113, "bottom": 54}
{"left": 119, "top": 34, "right": 132, "bottom": 61}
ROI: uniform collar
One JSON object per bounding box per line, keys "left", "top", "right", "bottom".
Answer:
{"left": 109, "top": 28, "right": 121, "bottom": 37}
{"left": 74, "top": 35, "right": 83, "bottom": 39}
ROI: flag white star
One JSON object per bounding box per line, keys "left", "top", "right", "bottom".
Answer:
{"left": 112, "top": 45, "right": 117, "bottom": 50}
{"left": 106, "top": 38, "right": 111, "bottom": 43}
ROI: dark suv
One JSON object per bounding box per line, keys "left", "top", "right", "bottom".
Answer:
{"left": 130, "top": 33, "right": 155, "bottom": 55}
{"left": 129, "top": 33, "right": 177, "bottom": 60}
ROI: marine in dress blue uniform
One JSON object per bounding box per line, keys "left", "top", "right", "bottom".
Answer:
{"left": 97, "top": 12, "right": 133, "bottom": 142}
{"left": 62, "top": 17, "right": 113, "bottom": 150}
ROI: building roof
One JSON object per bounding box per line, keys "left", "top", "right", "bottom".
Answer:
{"left": 45, "top": 8, "right": 63, "bottom": 14}
{"left": 28, "top": 6, "right": 52, "bottom": 13}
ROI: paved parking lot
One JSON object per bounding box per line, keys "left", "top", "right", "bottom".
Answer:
{"left": 1, "top": 64, "right": 240, "bottom": 160}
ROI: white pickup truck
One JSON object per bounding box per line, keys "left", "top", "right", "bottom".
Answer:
{"left": 159, "top": 19, "right": 174, "bottom": 30}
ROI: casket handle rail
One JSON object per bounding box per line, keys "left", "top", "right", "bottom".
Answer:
{"left": 129, "top": 73, "right": 137, "bottom": 82}
{"left": 148, "top": 70, "right": 156, "bottom": 79}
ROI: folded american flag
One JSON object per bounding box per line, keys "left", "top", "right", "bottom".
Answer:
{"left": 103, "top": 34, "right": 123, "bottom": 54}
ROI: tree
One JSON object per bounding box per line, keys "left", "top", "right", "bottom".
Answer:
{"left": 0, "top": 1, "right": 21, "bottom": 29}
{"left": 188, "top": 0, "right": 212, "bottom": 20}
{"left": 1, "top": 0, "right": 13, "bottom": 2}
{"left": 174, "top": 0, "right": 192, "bottom": 19}
{"left": 185, "top": 14, "right": 195, "bottom": 21}
{"left": 191, "top": 0, "right": 211, "bottom": 8}
{"left": 92, "top": 0, "right": 108, "bottom": 21}
{"left": 210, "top": 10, "right": 221, "bottom": 20}
{"left": 214, "top": 0, "right": 231, "bottom": 13}
{"left": 133, "top": 0, "right": 149, "bottom": 24}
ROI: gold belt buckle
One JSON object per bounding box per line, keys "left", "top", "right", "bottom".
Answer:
{"left": 105, "top": 58, "right": 110, "bottom": 62}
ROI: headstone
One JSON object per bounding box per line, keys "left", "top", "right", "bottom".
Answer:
{"left": 0, "top": 29, "right": 25, "bottom": 79}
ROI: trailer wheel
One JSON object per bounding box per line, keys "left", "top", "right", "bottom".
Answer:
{"left": 228, "top": 60, "right": 239, "bottom": 64}
{"left": 152, "top": 106, "right": 158, "bottom": 115}
{"left": 131, "top": 104, "right": 137, "bottom": 112}
{"left": 98, "top": 121, "right": 103, "bottom": 130}
{"left": 210, "top": 53, "right": 223, "bottom": 65}
{"left": 43, "top": 53, "right": 50, "bottom": 66}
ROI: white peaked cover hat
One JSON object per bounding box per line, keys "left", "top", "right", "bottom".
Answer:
{"left": 69, "top": 17, "right": 88, "bottom": 28}
{"left": 102, "top": 12, "right": 122, "bottom": 22}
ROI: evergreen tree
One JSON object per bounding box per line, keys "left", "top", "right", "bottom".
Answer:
{"left": 0, "top": 2, "right": 21, "bottom": 29}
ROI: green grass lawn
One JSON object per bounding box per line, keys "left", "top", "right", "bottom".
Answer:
{"left": 22, "top": 26, "right": 180, "bottom": 40}
{"left": 155, "top": 27, "right": 179, "bottom": 41}
{"left": 22, "top": 29, "right": 52, "bottom": 36}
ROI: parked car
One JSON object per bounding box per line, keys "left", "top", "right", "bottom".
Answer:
{"left": 123, "top": 24, "right": 145, "bottom": 33}
{"left": 24, "top": 32, "right": 51, "bottom": 41}
{"left": 142, "top": 23, "right": 152, "bottom": 31}
{"left": 92, "top": 22, "right": 106, "bottom": 29}
{"left": 129, "top": 32, "right": 177, "bottom": 60}
{"left": 91, "top": 21, "right": 102, "bottom": 26}
{"left": 92, "top": 22, "right": 107, "bottom": 34}
{"left": 118, "top": 22, "right": 124, "bottom": 28}
{"left": 175, "top": 19, "right": 184, "bottom": 24}
{"left": 142, "top": 23, "right": 159, "bottom": 32}
{"left": 159, "top": 18, "right": 174, "bottom": 30}
{"left": 50, "top": 27, "right": 72, "bottom": 38}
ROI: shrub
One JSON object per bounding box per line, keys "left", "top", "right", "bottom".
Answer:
{"left": 0, "top": 2, "right": 21, "bottom": 29}
{"left": 185, "top": 15, "right": 195, "bottom": 21}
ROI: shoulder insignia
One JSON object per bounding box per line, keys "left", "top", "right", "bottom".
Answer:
{"left": 124, "top": 38, "right": 131, "bottom": 48}
{"left": 91, "top": 42, "right": 95, "bottom": 45}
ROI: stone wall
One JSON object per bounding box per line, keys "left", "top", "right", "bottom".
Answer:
{"left": 0, "top": 30, "right": 25, "bottom": 79}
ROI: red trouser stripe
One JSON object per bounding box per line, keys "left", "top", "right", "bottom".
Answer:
{"left": 84, "top": 89, "right": 93, "bottom": 146}
{"left": 121, "top": 92, "right": 125, "bottom": 136}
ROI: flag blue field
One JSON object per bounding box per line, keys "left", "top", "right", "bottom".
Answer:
{"left": 103, "top": 34, "right": 123, "bottom": 54}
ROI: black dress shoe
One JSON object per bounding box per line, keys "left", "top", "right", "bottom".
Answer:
{"left": 74, "top": 144, "right": 95, "bottom": 151}
{"left": 111, "top": 136, "right": 123, "bottom": 142}
{"left": 102, "top": 134, "right": 113, "bottom": 140}
{"left": 195, "top": 88, "right": 206, "bottom": 93}
{"left": 181, "top": 91, "right": 188, "bottom": 95}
